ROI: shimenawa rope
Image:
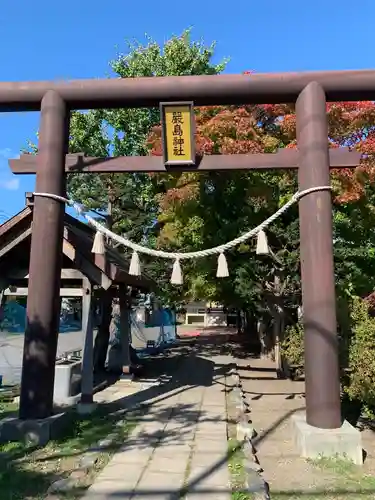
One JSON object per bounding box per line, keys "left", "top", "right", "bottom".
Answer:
{"left": 32, "top": 185, "right": 331, "bottom": 284}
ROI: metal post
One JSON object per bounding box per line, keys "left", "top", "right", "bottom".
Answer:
{"left": 296, "top": 82, "right": 341, "bottom": 429}
{"left": 80, "top": 278, "right": 94, "bottom": 404}
{"left": 19, "top": 91, "right": 68, "bottom": 420}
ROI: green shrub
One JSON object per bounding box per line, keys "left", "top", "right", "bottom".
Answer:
{"left": 345, "top": 296, "right": 375, "bottom": 413}
{"left": 281, "top": 296, "right": 375, "bottom": 416}
{"left": 281, "top": 296, "right": 353, "bottom": 370}
{"left": 280, "top": 319, "right": 304, "bottom": 367}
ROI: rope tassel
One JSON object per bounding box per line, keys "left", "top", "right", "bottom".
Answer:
{"left": 256, "top": 229, "right": 269, "bottom": 255}
{"left": 171, "top": 258, "right": 183, "bottom": 285}
{"left": 129, "top": 250, "right": 141, "bottom": 276}
{"left": 91, "top": 231, "right": 105, "bottom": 254}
{"left": 217, "top": 252, "right": 229, "bottom": 278}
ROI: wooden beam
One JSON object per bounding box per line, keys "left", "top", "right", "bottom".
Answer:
{"left": 1, "top": 69, "right": 375, "bottom": 111}
{"left": 4, "top": 286, "right": 84, "bottom": 297}
{"left": 0, "top": 227, "right": 32, "bottom": 258}
{"left": 9, "top": 149, "right": 362, "bottom": 174}
{"left": 62, "top": 237, "right": 112, "bottom": 290}
{"left": 0, "top": 207, "right": 31, "bottom": 238}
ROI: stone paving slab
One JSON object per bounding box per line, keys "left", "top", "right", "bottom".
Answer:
{"left": 96, "top": 463, "right": 145, "bottom": 482}
{"left": 164, "top": 419, "right": 197, "bottom": 429}
{"left": 190, "top": 452, "right": 226, "bottom": 468}
{"left": 110, "top": 448, "right": 152, "bottom": 465}
{"left": 147, "top": 455, "right": 187, "bottom": 474}
{"left": 195, "top": 430, "right": 225, "bottom": 442}
{"left": 184, "top": 463, "right": 230, "bottom": 500}
{"left": 185, "top": 494, "right": 229, "bottom": 500}
{"left": 137, "top": 470, "right": 185, "bottom": 489}
{"left": 89, "top": 479, "right": 135, "bottom": 496}
{"left": 195, "top": 438, "right": 228, "bottom": 454}
{"left": 153, "top": 443, "right": 193, "bottom": 457}
{"left": 196, "top": 422, "right": 227, "bottom": 433}
{"left": 188, "top": 464, "right": 229, "bottom": 486}
{"left": 163, "top": 427, "right": 196, "bottom": 441}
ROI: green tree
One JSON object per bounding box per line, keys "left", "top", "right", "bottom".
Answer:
{"left": 67, "top": 30, "right": 227, "bottom": 237}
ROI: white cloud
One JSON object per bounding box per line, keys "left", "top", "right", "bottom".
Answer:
{"left": 0, "top": 148, "right": 21, "bottom": 191}
{"left": 0, "top": 178, "right": 20, "bottom": 190}
{"left": 0, "top": 148, "right": 13, "bottom": 160}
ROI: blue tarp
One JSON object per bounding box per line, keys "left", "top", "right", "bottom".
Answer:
{"left": 131, "top": 308, "right": 178, "bottom": 356}
{"left": 161, "top": 309, "right": 177, "bottom": 344}
{"left": 0, "top": 301, "right": 81, "bottom": 334}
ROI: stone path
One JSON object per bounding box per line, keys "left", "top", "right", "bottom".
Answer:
{"left": 83, "top": 347, "right": 232, "bottom": 499}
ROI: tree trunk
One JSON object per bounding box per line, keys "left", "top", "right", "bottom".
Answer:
{"left": 273, "top": 309, "right": 282, "bottom": 371}
{"left": 236, "top": 310, "right": 242, "bottom": 334}
{"left": 257, "top": 318, "right": 269, "bottom": 358}
{"left": 270, "top": 275, "right": 287, "bottom": 378}
{"left": 244, "top": 310, "right": 252, "bottom": 334}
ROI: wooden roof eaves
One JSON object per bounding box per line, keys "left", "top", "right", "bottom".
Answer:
{"left": 0, "top": 205, "right": 155, "bottom": 292}
{"left": 0, "top": 206, "right": 32, "bottom": 238}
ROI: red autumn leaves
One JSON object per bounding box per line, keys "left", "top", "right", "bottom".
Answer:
{"left": 146, "top": 100, "right": 375, "bottom": 204}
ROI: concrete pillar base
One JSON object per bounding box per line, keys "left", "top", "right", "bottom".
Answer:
{"left": 76, "top": 402, "right": 98, "bottom": 415}
{"left": 291, "top": 412, "right": 363, "bottom": 465}
{"left": 0, "top": 412, "right": 71, "bottom": 446}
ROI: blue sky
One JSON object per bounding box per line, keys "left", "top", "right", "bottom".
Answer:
{"left": 0, "top": 0, "right": 374, "bottom": 219}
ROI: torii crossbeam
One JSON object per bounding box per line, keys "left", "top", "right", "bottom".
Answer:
{"left": 9, "top": 149, "right": 361, "bottom": 174}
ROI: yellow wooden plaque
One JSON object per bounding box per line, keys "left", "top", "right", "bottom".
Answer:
{"left": 160, "top": 102, "right": 195, "bottom": 165}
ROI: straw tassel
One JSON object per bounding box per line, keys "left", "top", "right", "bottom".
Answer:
{"left": 256, "top": 229, "right": 269, "bottom": 255}
{"left": 171, "top": 258, "right": 183, "bottom": 285}
{"left": 216, "top": 252, "right": 229, "bottom": 278}
{"left": 129, "top": 250, "right": 141, "bottom": 276}
{"left": 91, "top": 231, "right": 105, "bottom": 254}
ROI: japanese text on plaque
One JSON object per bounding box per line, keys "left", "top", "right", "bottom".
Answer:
{"left": 164, "top": 105, "right": 193, "bottom": 163}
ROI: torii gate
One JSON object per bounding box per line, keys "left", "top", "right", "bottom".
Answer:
{"left": 4, "top": 71, "right": 369, "bottom": 435}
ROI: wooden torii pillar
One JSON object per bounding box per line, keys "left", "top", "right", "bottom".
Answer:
{"left": 10, "top": 141, "right": 361, "bottom": 427}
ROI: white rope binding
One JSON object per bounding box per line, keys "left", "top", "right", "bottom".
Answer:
{"left": 33, "top": 185, "right": 332, "bottom": 284}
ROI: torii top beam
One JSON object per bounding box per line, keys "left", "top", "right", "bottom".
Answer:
{"left": 1, "top": 69, "right": 375, "bottom": 111}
